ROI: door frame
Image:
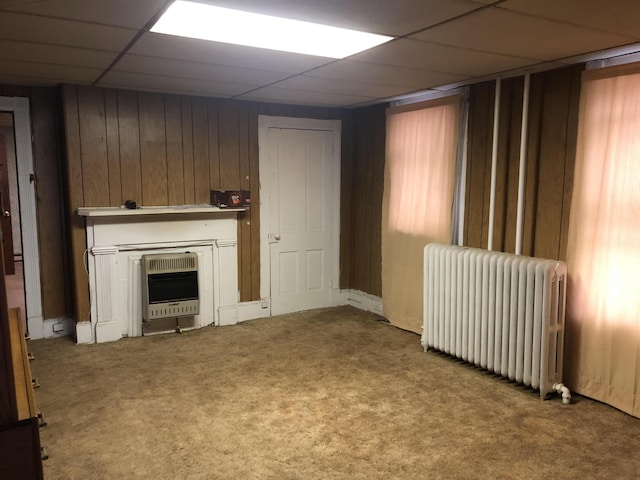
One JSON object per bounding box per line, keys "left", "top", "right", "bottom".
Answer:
{"left": 0, "top": 96, "right": 43, "bottom": 337}
{"left": 258, "top": 115, "right": 341, "bottom": 316}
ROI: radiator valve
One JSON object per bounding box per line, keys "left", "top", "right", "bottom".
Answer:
{"left": 552, "top": 383, "right": 572, "bottom": 405}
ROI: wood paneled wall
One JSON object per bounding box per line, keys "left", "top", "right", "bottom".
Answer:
{"left": 2, "top": 65, "right": 584, "bottom": 326}
{"left": 62, "top": 85, "right": 345, "bottom": 322}
{"left": 464, "top": 64, "right": 583, "bottom": 260}
{"left": 340, "top": 104, "right": 386, "bottom": 296}
{"left": 0, "top": 85, "right": 71, "bottom": 321}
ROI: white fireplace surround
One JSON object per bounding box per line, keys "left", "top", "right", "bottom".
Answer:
{"left": 76, "top": 205, "right": 243, "bottom": 344}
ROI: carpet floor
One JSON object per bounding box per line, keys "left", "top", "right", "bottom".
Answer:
{"left": 30, "top": 306, "right": 639, "bottom": 479}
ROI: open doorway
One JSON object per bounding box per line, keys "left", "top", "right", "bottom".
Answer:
{"left": 0, "top": 111, "right": 25, "bottom": 330}
{"left": 0, "top": 96, "right": 42, "bottom": 338}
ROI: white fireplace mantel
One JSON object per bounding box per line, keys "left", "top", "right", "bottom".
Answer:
{"left": 76, "top": 205, "right": 244, "bottom": 344}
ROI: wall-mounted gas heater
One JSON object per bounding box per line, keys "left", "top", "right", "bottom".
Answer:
{"left": 142, "top": 252, "right": 199, "bottom": 326}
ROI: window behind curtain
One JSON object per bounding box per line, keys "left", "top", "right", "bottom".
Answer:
{"left": 565, "top": 64, "right": 640, "bottom": 418}
{"left": 381, "top": 97, "right": 459, "bottom": 333}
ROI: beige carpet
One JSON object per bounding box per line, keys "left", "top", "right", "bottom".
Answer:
{"left": 30, "top": 306, "right": 639, "bottom": 479}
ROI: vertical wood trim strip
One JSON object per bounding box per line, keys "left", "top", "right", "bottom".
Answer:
{"left": 165, "top": 95, "right": 184, "bottom": 205}
{"left": 191, "top": 97, "right": 209, "bottom": 203}
{"left": 62, "top": 85, "right": 91, "bottom": 322}
{"left": 559, "top": 65, "right": 583, "bottom": 261}
{"left": 138, "top": 92, "right": 168, "bottom": 206}
{"left": 117, "top": 90, "right": 142, "bottom": 203}
{"left": 77, "top": 86, "right": 109, "bottom": 207}
{"left": 238, "top": 101, "right": 252, "bottom": 301}
{"left": 248, "top": 102, "right": 261, "bottom": 300}
{"left": 181, "top": 96, "right": 195, "bottom": 204}
{"left": 31, "top": 88, "right": 68, "bottom": 318}
{"left": 104, "top": 89, "right": 122, "bottom": 207}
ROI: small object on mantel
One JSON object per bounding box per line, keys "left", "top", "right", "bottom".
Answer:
{"left": 211, "top": 189, "right": 250, "bottom": 208}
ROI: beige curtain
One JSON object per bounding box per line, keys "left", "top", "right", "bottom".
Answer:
{"left": 565, "top": 64, "right": 640, "bottom": 418}
{"left": 382, "top": 97, "right": 459, "bottom": 332}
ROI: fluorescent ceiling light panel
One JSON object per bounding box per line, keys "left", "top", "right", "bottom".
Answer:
{"left": 151, "top": 1, "right": 393, "bottom": 59}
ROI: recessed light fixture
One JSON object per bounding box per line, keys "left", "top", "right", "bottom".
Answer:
{"left": 151, "top": 0, "right": 393, "bottom": 59}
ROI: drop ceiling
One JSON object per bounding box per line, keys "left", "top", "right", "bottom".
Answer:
{"left": 0, "top": 0, "right": 639, "bottom": 107}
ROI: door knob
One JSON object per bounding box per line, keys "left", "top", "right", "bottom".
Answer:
{"left": 274, "top": 234, "right": 281, "bottom": 241}
{"left": 3, "top": 210, "right": 9, "bottom": 218}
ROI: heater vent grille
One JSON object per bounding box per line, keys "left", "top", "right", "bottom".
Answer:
{"left": 145, "top": 254, "right": 197, "bottom": 274}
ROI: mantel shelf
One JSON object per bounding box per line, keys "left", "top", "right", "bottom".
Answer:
{"left": 77, "top": 204, "right": 246, "bottom": 217}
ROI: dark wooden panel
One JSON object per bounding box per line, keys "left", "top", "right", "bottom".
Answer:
{"left": 207, "top": 98, "right": 221, "bottom": 190}
{"left": 0, "top": 135, "right": 13, "bottom": 274}
{"left": 339, "top": 111, "right": 354, "bottom": 290}
{"left": 0, "top": 418, "right": 44, "bottom": 480}
{"left": 533, "top": 69, "right": 571, "bottom": 260}
{"left": 191, "top": 97, "right": 209, "bottom": 203}
{"left": 164, "top": 95, "right": 184, "bottom": 205}
{"left": 77, "top": 86, "right": 109, "bottom": 207}
{"left": 103, "top": 89, "right": 122, "bottom": 207}
{"left": 522, "top": 74, "right": 544, "bottom": 257}
{"left": 0, "top": 85, "right": 29, "bottom": 97}
{"left": 218, "top": 99, "right": 240, "bottom": 189}
{"left": 558, "top": 65, "right": 583, "bottom": 261}
{"left": 465, "top": 82, "right": 493, "bottom": 249}
{"left": 138, "top": 92, "right": 168, "bottom": 206}
{"left": 0, "top": 248, "right": 17, "bottom": 425}
{"left": 369, "top": 105, "right": 385, "bottom": 297}
{"left": 247, "top": 102, "right": 261, "bottom": 301}
{"left": 237, "top": 101, "right": 251, "bottom": 302}
{"left": 492, "top": 78, "right": 517, "bottom": 252}
{"left": 503, "top": 77, "right": 524, "bottom": 255}
{"left": 181, "top": 96, "right": 195, "bottom": 204}
{"left": 62, "top": 85, "right": 90, "bottom": 322}
{"left": 351, "top": 108, "right": 373, "bottom": 292}
{"left": 117, "top": 90, "right": 142, "bottom": 204}
{"left": 30, "top": 87, "right": 70, "bottom": 319}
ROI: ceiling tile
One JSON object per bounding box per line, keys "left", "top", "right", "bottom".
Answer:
{"left": 200, "top": 0, "right": 484, "bottom": 36}
{"left": 99, "top": 70, "right": 254, "bottom": 98}
{"left": 501, "top": 0, "right": 640, "bottom": 40}
{"left": 272, "top": 75, "right": 411, "bottom": 99}
{"left": 236, "top": 86, "right": 376, "bottom": 107}
{"left": 411, "top": 7, "right": 636, "bottom": 61}
{"left": 0, "top": 60, "right": 102, "bottom": 83}
{"left": 0, "top": 12, "right": 136, "bottom": 51}
{"left": 114, "top": 54, "right": 291, "bottom": 85}
{"left": 308, "top": 60, "right": 470, "bottom": 89}
{"left": 130, "top": 33, "right": 333, "bottom": 73}
{"left": 0, "top": 40, "right": 118, "bottom": 69}
{"left": 350, "top": 38, "right": 536, "bottom": 76}
{"left": 0, "top": 0, "right": 167, "bottom": 29}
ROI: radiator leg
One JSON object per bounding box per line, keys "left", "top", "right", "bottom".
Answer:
{"left": 552, "top": 383, "right": 572, "bottom": 404}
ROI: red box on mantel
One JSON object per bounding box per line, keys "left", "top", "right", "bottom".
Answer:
{"left": 210, "top": 190, "right": 250, "bottom": 208}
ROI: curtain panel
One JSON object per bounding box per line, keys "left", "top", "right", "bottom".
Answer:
{"left": 565, "top": 63, "right": 640, "bottom": 417}
{"left": 381, "top": 97, "right": 459, "bottom": 333}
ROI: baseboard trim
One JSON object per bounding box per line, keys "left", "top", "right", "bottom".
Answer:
{"left": 95, "top": 320, "right": 122, "bottom": 343}
{"left": 237, "top": 301, "right": 270, "bottom": 323}
{"left": 27, "top": 315, "right": 44, "bottom": 340}
{"left": 218, "top": 305, "right": 238, "bottom": 326}
{"left": 42, "top": 317, "right": 74, "bottom": 339}
{"left": 76, "top": 321, "right": 93, "bottom": 344}
{"left": 342, "top": 289, "right": 383, "bottom": 316}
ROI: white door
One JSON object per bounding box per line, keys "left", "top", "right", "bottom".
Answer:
{"left": 259, "top": 117, "right": 340, "bottom": 316}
